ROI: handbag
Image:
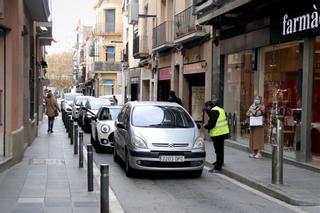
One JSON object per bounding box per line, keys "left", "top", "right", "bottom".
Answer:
{"left": 54, "top": 109, "right": 59, "bottom": 117}
{"left": 249, "top": 116, "right": 263, "bottom": 126}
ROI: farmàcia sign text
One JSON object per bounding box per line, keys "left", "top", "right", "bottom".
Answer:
{"left": 282, "top": 4, "right": 320, "bottom": 35}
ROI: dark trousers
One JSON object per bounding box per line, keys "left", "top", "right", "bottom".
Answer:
{"left": 211, "top": 134, "right": 228, "bottom": 170}
{"left": 48, "top": 116, "right": 55, "bottom": 131}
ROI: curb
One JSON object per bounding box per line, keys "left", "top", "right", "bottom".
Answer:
{"left": 204, "top": 161, "right": 320, "bottom": 206}
{"left": 225, "top": 139, "right": 320, "bottom": 173}
{"left": 83, "top": 147, "right": 125, "bottom": 213}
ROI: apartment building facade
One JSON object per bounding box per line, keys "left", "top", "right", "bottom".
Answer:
{"left": 93, "top": 0, "right": 123, "bottom": 97}
{"left": 123, "top": 0, "right": 212, "bottom": 124}
{"left": 0, "top": 0, "right": 52, "bottom": 171}
{"left": 194, "top": 0, "right": 320, "bottom": 163}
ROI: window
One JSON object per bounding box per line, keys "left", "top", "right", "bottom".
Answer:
{"left": 105, "top": 9, "right": 115, "bottom": 32}
{"left": 103, "top": 79, "right": 114, "bottom": 95}
{"left": 106, "top": 46, "right": 115, "bottom": 62}
{"left": 132, "top": 106, "right": 194, "bottom": 128}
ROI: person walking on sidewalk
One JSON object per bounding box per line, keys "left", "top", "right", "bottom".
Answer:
{"left": 45, "top": 90, "right": 60, "bottom": 133}
{"left": 204, "top": 99, "right": 230, "bottom": 173}
{"left": 246, "top": 96, "right": 265, "bottom": 159}
{"left": 168, "top": 90, "right": 183, "bottom": 106}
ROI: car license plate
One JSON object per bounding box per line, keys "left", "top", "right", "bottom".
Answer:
{"left": 159, "top": 156, "right": 184, "bottom": 162}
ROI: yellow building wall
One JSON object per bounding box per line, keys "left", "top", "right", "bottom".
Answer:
{"left": 96, "top": 0, "right": 123, "bottom": 63}
{"left": 98, "top": 72, "right": 119, "bottom": 96}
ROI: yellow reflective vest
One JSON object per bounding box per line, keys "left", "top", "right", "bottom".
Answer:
{"left": 209, "top": 106, "right": 230, "bottom": 137}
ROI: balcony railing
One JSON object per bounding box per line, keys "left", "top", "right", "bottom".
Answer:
{"left": 174, "top": 6, "right": 205, "bottom": 39}
{"left": 133, "top": 35, "right": 149, "bottom": 58}
{"left": 152, "top": 21, "right": 174, "bottom": 48}
{"left": 93, "top": 61, "right": 121, "bottom": 71}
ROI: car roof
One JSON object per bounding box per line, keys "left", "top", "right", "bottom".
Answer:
{"left": 127, "top": 101, "right": 181, "bottom": 107}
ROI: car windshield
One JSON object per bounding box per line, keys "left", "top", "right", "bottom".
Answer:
{"left": 75, "top": 97, "right": 88, "bottom": 105}
{"left": 109, "top": 108, "right": 121, "bottom": 120}
{"left": 64, "top": 93, "right": 82, "bottom": 101}
{"left": 132, "top": 106, "right": 194, "bottom": 128}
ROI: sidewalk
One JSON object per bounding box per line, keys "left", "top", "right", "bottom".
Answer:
{"left": 0, "top": 116, "right": 121, "bottom": 213}
{"left": 205, "top": 141, "right": 320, "bottom": 206}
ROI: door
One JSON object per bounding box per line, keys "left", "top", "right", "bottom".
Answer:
{"left": 0, "top": 29, "right": 6, "bottom": 157}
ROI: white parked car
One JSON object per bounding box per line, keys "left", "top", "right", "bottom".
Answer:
{"left": 90, "top": 105, "right": 122, "bottom": 152}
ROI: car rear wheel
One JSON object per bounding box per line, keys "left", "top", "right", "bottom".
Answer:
{"left": 125, "top": 150, "right": 135, "bottom": 177}
{"left": 94, "top": 131, "right": 104, "bottom": 153}
{"left": 113, "top": 144, "right": 120, "bottom": 163}
{"left": 90, "top": 132, "right": 94, "bottom": 144}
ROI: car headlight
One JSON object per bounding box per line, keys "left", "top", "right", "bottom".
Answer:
{"left": 101, "top": 125, "right": 110, "bottom": 133}
{"left": 193, "top": 137, "right": 205, "bottom": 149}
{"left": 131, "top": 136, "right": 147, "bottom": 149}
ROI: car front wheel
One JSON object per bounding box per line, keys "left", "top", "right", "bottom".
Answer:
{"left": 125, "top": 150, "right": 135, "bottom": 177}
{"left": 113, "top": 144, "right": 120, "bottom": 163}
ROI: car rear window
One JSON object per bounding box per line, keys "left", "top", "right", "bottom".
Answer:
{"left": 132, "top": 106, "right": 194, "bottom": 128}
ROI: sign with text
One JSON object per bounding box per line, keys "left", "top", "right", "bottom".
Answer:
{"left": 183, "top": 61, "right": 207, "bottom": 75}
{"left": 159, "top": 67, "right": 171, "bottom": 81}
{"left": 271, "top": 0, "right": 320, "bottom": 43}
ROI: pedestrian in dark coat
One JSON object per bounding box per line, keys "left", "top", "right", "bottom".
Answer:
{"left": 168, "top": 91, "right": 183, "bottom": 106}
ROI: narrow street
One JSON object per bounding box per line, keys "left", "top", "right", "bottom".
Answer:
{"left": 82, "top": 132, "right": 302, "bottom": 213}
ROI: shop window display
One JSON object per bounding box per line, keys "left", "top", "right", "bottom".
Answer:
{"left": 312, "top": 38, "right": 320, "bottom": 156}
{"left": 224, "top": 51, "right": 257, "bottom": 144}
{"left": 263, "top": 43, "right": 303, "bottom": 157}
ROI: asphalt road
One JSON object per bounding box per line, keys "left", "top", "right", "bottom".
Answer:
{"left": 82, "top": 132, "right": 303, "bottom": 213}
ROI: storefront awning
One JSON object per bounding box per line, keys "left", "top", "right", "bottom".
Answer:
{"left": 36, "top": 22, "right": 53, "bottom": 46}
{"left": 197, "top": 0, "right": 252, "bottom": 25}
{"left": 25, "top": 0, "right": 51, "bottom": 22}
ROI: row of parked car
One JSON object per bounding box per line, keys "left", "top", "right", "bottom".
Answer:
{"left": 61, "top": 93, "right": 205, "bottom": 177}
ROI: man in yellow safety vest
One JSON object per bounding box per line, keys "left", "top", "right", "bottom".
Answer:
{"left": 204, "top": 99, "right": 229, "bottom": 173}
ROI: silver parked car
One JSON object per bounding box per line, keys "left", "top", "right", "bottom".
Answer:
{"left": 113, "top": 102, "right": 205, "bottom": 177}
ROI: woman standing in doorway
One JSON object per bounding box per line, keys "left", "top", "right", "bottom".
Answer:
{"left": 247, "top": 96, "right": 265, "bottom": 159}
{"left": 45, "top": 90, "right": 60, "bottom": 133}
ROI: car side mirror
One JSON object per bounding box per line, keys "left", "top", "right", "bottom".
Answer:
{"left": 116, "top": 122, "right": 126, "bottom": 129}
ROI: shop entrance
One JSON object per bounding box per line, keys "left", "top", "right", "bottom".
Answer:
{"left": 186, "top": 73, "right": 205, "bottom": 122}
{"left": 158, "top": 80, "right": 170, "bottom": 101}
{"left": 0, "top": 29, "right": 6, "bottom": 157}
{"left": 131, "top": 83, "right": 138, "bottom": 101}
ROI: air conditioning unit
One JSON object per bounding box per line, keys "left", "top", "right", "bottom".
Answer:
{"left": 128, "top": 0, "right": 138, "bottom": 24}
{"left": 0, "top": 0, "right": 4, "bottom": 19}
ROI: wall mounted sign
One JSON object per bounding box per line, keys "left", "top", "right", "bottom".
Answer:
{"left": 158, "top": 67, "right": 171, "bottom": 81}
{"left": 271, "top": 0, "right": 320, "bottom": 43}
{"left": 183, "top": 61, "right": 207, "bottom": 75}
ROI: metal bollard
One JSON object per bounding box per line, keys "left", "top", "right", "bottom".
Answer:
{"left": 100, "top": 164, "right": 109, "bottom": 213}
{"left": 69, "top": 117, "right": 74, "bottom": 143}
{"left": 272, "top": 119, "right": 284, "bottom": 184}
{"left": 87, "top": 144, "right": 94, "bottom": 192}
{"left": 74, "top": 122, "right": 79, "bottom": 155}
{"left": 79, "top": 131, "right": 84, "bottom": 168}
{"left": 66, "top": 115, "right": 70, "bottom": 133}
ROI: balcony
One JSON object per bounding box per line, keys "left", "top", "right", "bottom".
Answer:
{"left": 93, "top": 62, "right": 121, "bottom": 72}
{"left": 152, "top": 21, "right": 175, "bottom": 52}
{"left": 174, "top": 6, "right": 208, "bottom": 44}
{"left": 133, "top": 35, "right": 149, "bottom": 59}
